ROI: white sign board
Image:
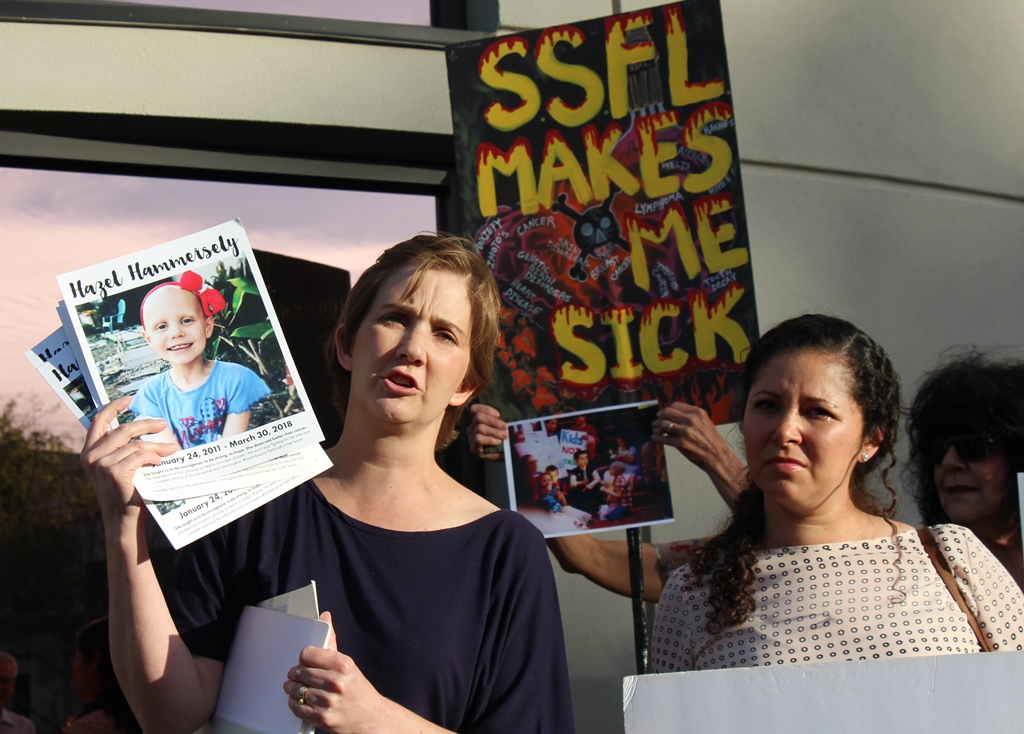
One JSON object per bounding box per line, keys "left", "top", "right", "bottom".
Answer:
{"left": 624, "top": 651, "right": 1024, "bottom": 733}
{"left": 1018, "top": 472, "right": 1024, "bottom": 562}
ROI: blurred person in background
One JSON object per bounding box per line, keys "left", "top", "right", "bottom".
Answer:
{"left": 908, "top": 351, "right": 1024, "bottom": 590}
{"left": 65, "top": 617, "right": 141, "bottom": 734}
{"left": 0, "top": 651, "right": 35, "bottom": 734}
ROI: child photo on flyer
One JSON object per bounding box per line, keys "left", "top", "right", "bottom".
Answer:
{"left": 76, "top": 256, "right": 303, "bottom": 450}
{"left": 130, "top": 270, "right": 271, "bottom": 448}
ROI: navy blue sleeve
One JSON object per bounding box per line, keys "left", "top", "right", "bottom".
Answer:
{"left": 462, "top": 514, "right": 576, "bottom": 734}
{"left": 168, "top": 523, "right": 243, "bottom": 662}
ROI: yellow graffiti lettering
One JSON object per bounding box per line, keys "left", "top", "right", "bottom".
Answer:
{"left": 538, "top": 130, "right": 594, "bottom": 209}
{"left": 637, "top": 111, "right": 681, "bottom": 199}
{"left": 537, "top": 27, "right": 605, "bottom": 128}
{"left": 582, "top": 122, "right": 641, "bottom": 200}
{"left": 625, "top": 202, "right": 701, "bottom": 291}
{"left": 694, "top": 194, "right": 748, "bottom": 273}
{"left": 552, "top": 305, "right": 606, "bottom": 385}
{"left": 476, "top": 139, "right": 539, "bottom": 217}
{"left": 640, "top": 300, "right": 689, "bottom": 375}
{"left": 664, "top": 5, "right": 725, "bottom": 108}
{"left": 600, "top": 307, "right": 643, "bottom": 380}
{"left": 480, "top": 37, "right": 542, "bottom": 132}
{"left": 682, "top": 102, "right": 733, "bottom": 194}
{"left": 690, "top": 283, "right": 749, "bottom": 361}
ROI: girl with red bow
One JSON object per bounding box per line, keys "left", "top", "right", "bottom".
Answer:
{"left": 131, "top": 271, "right": 270, "bottom": 448}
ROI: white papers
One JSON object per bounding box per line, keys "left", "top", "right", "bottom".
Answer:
{"left": 257, "top": 580, "right": 321, "bottom": 619}
{"left": 55, "top": 219, "right": 324, "bottom": 499}
{"left": 144, "top": 445, "right": 331, "bottom": 549}
{"left": 623, "top": 651, "right": 1024, "bottom": 733}
{"left": 27, "top": 328, "right": 335, "bottom": 551}
{"left": 212, "top": 583, "right": 329, "bottom": 734}
{"left": 25, "top": 327, "right": 99, "bottom": 428}
{"left": 29, "top": 219, "right": 334, "bottom": 549}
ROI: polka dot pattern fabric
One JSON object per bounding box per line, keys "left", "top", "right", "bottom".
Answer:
{"left": 651, "top": 525, "right": 1024, "bottom": 673}
{"left": 654, "top": 539, "right": 700, "bottom": 579}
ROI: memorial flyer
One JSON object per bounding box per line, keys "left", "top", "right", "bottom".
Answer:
{"left": 25, "top": 324, "right": 331, "bottom": 548}
{"left": 25, "top": 327, "right": 99, "bottom": 428}
{"left": 55, "top": 219, "right": 325, "bottom": 499}
{"left": 143, "top": 444, "right": 330, "bottom": 549}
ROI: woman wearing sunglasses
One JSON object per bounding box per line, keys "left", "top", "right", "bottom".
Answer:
{"left": 908, "top": 352, "right": 1024, "bottom": 590}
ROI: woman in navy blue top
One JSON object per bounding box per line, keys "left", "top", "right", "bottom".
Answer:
{"left": 82, "top": 233, "right": 575, "bottom": 734}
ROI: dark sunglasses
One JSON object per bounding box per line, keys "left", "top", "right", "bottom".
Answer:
{"left": 926, "top": 434, "right": 1000, "bottom": 464}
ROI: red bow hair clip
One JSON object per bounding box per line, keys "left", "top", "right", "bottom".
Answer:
{"left": 139, "top": 270, "right": 227, "bottom": 327}
{"left": 177, "top": 270, "right": 227, "bottom": 317}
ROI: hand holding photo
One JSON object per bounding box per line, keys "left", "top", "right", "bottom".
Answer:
{"left": 504, "top": 401, "right": 673, "bottom": 538}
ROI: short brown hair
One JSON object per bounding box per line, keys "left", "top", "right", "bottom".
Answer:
{"left": 325, "top": 232, "right": 500, "bottom": 450}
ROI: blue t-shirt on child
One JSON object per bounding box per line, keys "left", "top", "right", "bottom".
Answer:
{"left": 539, "top": 487, "right": 563, "bottom": 513}
{"left": 130, "top": 360, "right": 271, "bottom": 447}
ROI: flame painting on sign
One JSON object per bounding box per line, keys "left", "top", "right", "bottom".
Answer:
{"left": 447, "top": 1, "right": 757, "bottom": 424}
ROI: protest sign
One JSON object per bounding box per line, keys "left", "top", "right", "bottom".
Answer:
{"left": 447, "top": 0, "right": 758, "bottom": 426}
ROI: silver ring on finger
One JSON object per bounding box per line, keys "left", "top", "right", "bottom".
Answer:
{"left": 663, "top": 421, "right": 674, "bottom": 436}
{"left": 295, "top": 683, "right": 308, "bottom": 705}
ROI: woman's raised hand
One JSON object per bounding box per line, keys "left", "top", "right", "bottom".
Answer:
{"left": 467, "top": 403, "right": 508, "bottom": 461}
{"left": 652, "top": 401, "right": 746, "bottom": 510}
{"left": 80, "top": 396, "right": 179, "bottom": 525}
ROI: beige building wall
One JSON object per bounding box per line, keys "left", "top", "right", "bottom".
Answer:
{"left": 2, "top": 1, "right": 1022, "bottom": 732}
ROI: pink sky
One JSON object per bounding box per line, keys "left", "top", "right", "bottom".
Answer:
{"left": 4, "top": 167, "right": 436, "bottom": 442}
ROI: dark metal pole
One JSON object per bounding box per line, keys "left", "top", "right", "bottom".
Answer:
{"left": 627, "top": 527, "right": 647, "bottom": 674}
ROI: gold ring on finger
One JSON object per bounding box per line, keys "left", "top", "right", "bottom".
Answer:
{"left": 296, "top": 684, "right": 308, "bottom": 705}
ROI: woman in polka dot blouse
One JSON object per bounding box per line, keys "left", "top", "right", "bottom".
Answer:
{"left": 651, "top": 314, "right": 1024, "bottom": 673}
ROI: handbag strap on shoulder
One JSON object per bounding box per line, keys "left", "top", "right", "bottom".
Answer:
{"left": 916, "top": 527, "right": 994, "bottom": 652}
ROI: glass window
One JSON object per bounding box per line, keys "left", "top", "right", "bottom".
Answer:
{"left": 3, "top": 166, "right": 436, "bottom": 437}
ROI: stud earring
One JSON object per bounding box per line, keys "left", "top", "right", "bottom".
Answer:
{"left": 860, "top": 452, "right": 870, "bottom": 462}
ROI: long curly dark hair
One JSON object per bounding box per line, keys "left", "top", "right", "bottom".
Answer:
{"left": 65, "top": 617, "right": 141, "bottom": 734}
{"left": 907, "top": 350, "right": 1024, "bottom": 527}
{"left": 686, "top": 314, "right": 903, "bottom": 634}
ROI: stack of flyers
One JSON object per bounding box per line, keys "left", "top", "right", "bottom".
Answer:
{"left": 25, "top": 328, "right": 99, "bottom": 428}
{"left": 29, "top": 219, "right": 333, "bottom": 548}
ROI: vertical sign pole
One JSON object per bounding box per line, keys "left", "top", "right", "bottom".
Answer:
{"left": 627, "top": 527, "right": 647, "bottom": 674}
